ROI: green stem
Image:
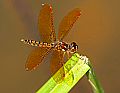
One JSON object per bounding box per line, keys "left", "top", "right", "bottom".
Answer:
{"left": 36, "top": 53, "right": 104, "bottom": 93}
{"left": 86, "top": 60, "right": 104, "bottom": 93}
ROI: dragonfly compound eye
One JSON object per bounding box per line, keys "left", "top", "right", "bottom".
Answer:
{"left": 70, "top": 42, "right": 78, "bottom": 53}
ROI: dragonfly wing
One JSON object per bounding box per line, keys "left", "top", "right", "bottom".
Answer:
{"left": 25, "top": 47, "right": 52, "bottom": 71}
{"left": 38, "top": 4, "right": 56, "bottom": 43}
{"left": 50, "top": 50, "right": 65, "bottom": 83}
{"left": 58, "top": 8, "right": 81, "bottom": 41}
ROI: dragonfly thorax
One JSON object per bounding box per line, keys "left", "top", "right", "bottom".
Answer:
{"left": 54, "top": 41, "right": 78, "bottom": 53}
{"left": 53, "top": 41, "right": 69, "bottom": 51}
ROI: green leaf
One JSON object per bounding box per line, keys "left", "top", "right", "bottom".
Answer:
{"left": 36, "top": 53, "right": 90, "bottom": 93}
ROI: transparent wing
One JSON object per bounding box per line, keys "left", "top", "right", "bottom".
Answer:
{"left": 25, "top": 47, "right": 52, "bottom": 71}
{"left": 38, "top": 4, "right": 56, "bottom": 43}
{"left": 58, "top": 8, "right": 81, "bottom": 41}
{"left": 50, "top": 50, "right": 65, "bottom": 83}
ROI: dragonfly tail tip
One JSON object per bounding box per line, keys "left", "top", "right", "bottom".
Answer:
{"left": 20, "top": 38, "right": 24, "bottom": 42}
{"left": 42, "top": 3, "right": 45, "bottom": 6}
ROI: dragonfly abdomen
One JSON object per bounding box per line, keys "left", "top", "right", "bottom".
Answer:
{"left": 21, "top": 39, "right": 53, "bottom": 48}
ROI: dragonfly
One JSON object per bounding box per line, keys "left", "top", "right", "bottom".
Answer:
{"left": 21, "top": 3, "right": 81, "bottom": 83}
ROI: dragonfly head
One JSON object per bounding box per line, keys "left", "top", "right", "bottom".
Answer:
{"left": 69, "top": 42, "right": 78, "bottom": 53}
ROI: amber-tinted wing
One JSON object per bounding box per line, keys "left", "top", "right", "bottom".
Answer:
{"left": 25, "top": 47, "right": 52, "bottom": 71}
{"left": 38, "top": 4, "right": 56, "bottom": 43}
{"left": 58, "top": 8, "right": 81, "bottom": 41}
{"left": 50, "top": 50, "right": 65, "bottom": 83}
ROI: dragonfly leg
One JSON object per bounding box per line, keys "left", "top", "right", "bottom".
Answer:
{"left": 66, "top": 51, "right": 71, "bottom": 59}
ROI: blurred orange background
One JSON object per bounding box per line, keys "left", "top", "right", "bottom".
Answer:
{"left": 0, "top": 0, "right": 119, "bottom": 93}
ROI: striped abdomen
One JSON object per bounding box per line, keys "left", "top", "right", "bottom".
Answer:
{"left": 21, "top": 39, "right": 53, "bottom": 48}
